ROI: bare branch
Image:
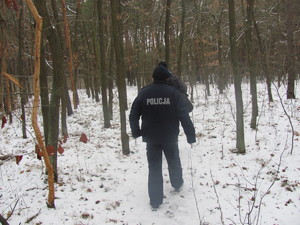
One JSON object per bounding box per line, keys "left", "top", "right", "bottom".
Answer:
{"left": 210, "top": 170, "right": 225, "bottom": 225}
{"left": 273, "top": 83, "right": 295, "bottom": 154}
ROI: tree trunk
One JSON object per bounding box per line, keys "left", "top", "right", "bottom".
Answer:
{"left": 108, "top": 42, "right": 114, "bottom": 120}
{"left": 0, "top": 17, "right": 12, "bottom": 121}
{"left": 17, "top": 0, "right": 27, "bottom": 139}
{"left": 110, "top": 0, "right": 130, "bottom": 155}
{"left": 97, "top": 0, "right": 111, "bottom": 128}
{"left": 176, "top": 0, "right": 185, "bottom": 78}
{"left": 61, "top": 0, "right": 78, "bottom": 109}
{"left": 0, "top": 213, "right": 9, "bottom": 225}
{"left": 228, "top": 0, "right": 246, "bottom": 154}
{"left": 252, "top": 8, "right": 273, "bottom": 102}
{"left": 92, "top": 31, "right": 101, "bottom": 102}
{"left": 40, "top": 43, "right": 50, "bottom": 145}
{"left": 73, "top": 0, "right": 82, "bottom": 106}
{"left": 61, "top": 82, "right": 68, "bottom": 137}
{"left": 51, "top": 0, "right": 73, "bottom": 138}
{"left": 165, "top": 0, "right": 172, "bottom": 65}
{"left": 0, "top": 3, "right": 6, "bottom": 112}
{"left": 216, "top": 0, "right": 225, "bottom": 94}
{"left": 286, "top": 0, "right": 296, "bottom": 99}
{"left": 0, "top": 12, "right": 3, "bottom": 112}
{"left": 34, "top": 0, "right": 64, "bottom": 181}
{"left": 245, "top": 0, "right": 258, "bottom": 129}
{"left": 82, "top": 22, "right": 94, "bottom": 99}
{"left": 194, "top": 1, "right": 210, "bottom": 96}
{"left": 92, "top": 4, "right": 100, "bottom": 103}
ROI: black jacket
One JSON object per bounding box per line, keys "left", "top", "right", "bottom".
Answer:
{"left": 129, "top": 80, "right": 196, "bottom": 144}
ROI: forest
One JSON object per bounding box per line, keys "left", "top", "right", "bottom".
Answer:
{"left": 0, "top": 0, "right": 299, "bottom": 224}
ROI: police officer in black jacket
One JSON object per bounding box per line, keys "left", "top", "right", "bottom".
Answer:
{"left": 129, "top": 65, "right": 196, "bottom": 210}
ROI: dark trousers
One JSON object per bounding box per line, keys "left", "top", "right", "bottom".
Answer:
{"left": 146, "top": 142, "right": 183, "bottom": 206}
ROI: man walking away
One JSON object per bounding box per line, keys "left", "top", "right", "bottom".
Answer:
{"left": 129, "top": 65, "right": 196, "bottom": 210}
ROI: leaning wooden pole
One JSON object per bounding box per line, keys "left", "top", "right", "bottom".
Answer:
{"left": 24, "top": 0, "right": 55, "bottom": 208}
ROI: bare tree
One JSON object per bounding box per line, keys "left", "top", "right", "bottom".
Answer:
{"left": 176, "top": 0, "right": 185, "bottom": 78}
{"left": 34, "top": 0, "right": 64, "bottom": 181}
{"left": 164, "top": 0, "right": 172, "bottom": 64}
{"left": 110, "top": 0, "right": 130, "bottom": 155}
{"left": 244, "top": 0, "right": 258, "bottom": 129}
{"left": 97, "top": 0, "right": 111, "bottom": 128}
{"left": 50, "top": 0, "right": 73, "bottom": 138}
{"left": 215, "top": 0, "right": 225, "bottom": 94}
{"left": 228, "top": 0, "right": 246, "bottom": 154}
{"left": 286, "top": 0, "right": 296, "bottom": 99}
{"left": 61, "top": 0, "right": 78, "bottom": 109}
{"left": 17, "top": 0, "right": 28, "bottom": 139}
{"left": 252, "top": 5, "right": 273, "bottom": 102}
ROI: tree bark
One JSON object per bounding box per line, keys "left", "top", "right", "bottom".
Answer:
{"left": 110, "top": 0, "right": 130, "bottom": 155}
{"left": 73, "top": 0, "right": 82, "bottom": 106}
{"left": 97, "top": 0, "right": 111, "bottom": 128}
{"left": 251, "top": 8, "right": 273, "bottom": 102}
{"left": 108, "top": 41, "right": 114, "bottom": 120}
{"left": 245, "top": 0, "right": 258, "bottom": 129}
{"left": 0, "top": 2, "right": 6, "bottom": 112}
{"left": 61, "top": 0, "right": 78, "bottom": 109}
{"left": 0, "top": 213, "right": 9, "bottom": 225}
{"left": 34, "top": 0, "right": 64, "bottom": 181}
{"left": 176, "top": 0, "right": 185, "bottom": 78}
{"left": 17, "top": 0, "right": 27, "bottom": 138}
{"left": 40, "top": 43, "right": 50, "bottom": 145}
{"left": 92, "top": 4, "right": 100, "bottom": 103}
{"left": 51, "top": 0, "right": 73, "bottom": 138}
{"left": 164, "top": 0, "right": 172, "bottom": 65}
{"left": 286, "top": 0, "right": 296, "bottom": 99}
{"left": 228, "top": 0, "right": 246, "bottom": 154}
{"left": 193, "top": 1, "right": 210, "bottom": 96}
{"left": 216, "top": 0, "right": 225, "bottom": 94}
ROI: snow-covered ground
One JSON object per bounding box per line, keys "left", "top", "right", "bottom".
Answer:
{"left": 1, "top": 82, "right": 299, "bottom": 225}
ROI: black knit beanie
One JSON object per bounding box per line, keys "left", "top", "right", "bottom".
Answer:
{"left": 152, "top": 66, "right": 172, "bottom": 80}
{"left": 158, "top": 61, "right": 168, "bottom": 68}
